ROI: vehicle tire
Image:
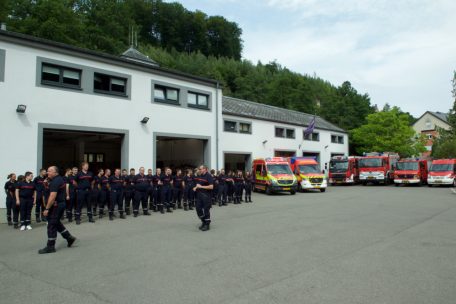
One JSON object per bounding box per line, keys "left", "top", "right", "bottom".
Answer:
{"left": 428, "top": 184, "right": 433, "bottom": 187}
{"left": 290, "top": 190, "right": 296, "bottom": 195}
{"left": 265, "top": 186, "right": 272, "bottom": 195}
{"left": 320, "top": 188, "right": 326, "bottom": 193}
{"left": 362, "top": 182, "right": 367, "bottom": 186}
{"left": 395, "top": 183, "right": 399, "bottom": 187}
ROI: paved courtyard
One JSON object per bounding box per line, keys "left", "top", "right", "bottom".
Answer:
{"left": 1, "top": 185, "right": 456, "bottom": 304}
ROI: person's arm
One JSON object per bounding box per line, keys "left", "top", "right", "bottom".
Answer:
{"left": 42, "top": 192, "right": 57, "bottom": 217}
{"left": 15, "top": 188, "right": 20, "bottom": 205}
{"left": 66, "top": 183, "right": 70, "bottom": 200}
{"left": 33, "top": 190, "right": 37, "bottom": 205}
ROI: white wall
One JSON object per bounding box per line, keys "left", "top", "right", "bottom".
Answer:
{"left": 413, "top": 112, "right": 450, "bottom": 133}
{"left": 220, "top": 115, "right": 349, "bottom": 171}
{"left": 0, "top": 40, "right": 222, "bottom": 208}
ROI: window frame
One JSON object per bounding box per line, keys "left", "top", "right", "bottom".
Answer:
{"left": 224, "top": 120, "right": 238, "bottom": 133}
{"left": 286, "top": 128, "right": 296, "bottom": 139}
{"left": 41, "top": 63, "right": 82, "bottom": 90}
{"left": 187, "top": 91, "right": 209, "bottom": 109}
{"left": 304, "top": 132, "right": 320, "bottom": 141}
{"left": 93, "top": 72, "right": 128, "bottom": 97}
{"left": 239, "top": 122, "right": 252, "bottom": 134}
{"left": 153, "top": 84, "right": 180, "bottom": 105}
{"left": 331, "top": 134, "right": 344, "bottom": 144}
{"left": 275, "top": 127, "right": 285, "bottom": 138}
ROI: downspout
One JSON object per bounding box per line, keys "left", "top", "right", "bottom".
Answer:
{"left": 215, "top": 82, "right": 220, "bottom": 170}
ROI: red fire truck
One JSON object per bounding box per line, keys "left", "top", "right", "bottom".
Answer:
{"left": 393, "top": 159, "right": 428, "bottom": 186}
{"left": 328, "top": 156, "right": 359, "bottom": 185}
{"left": 358, "top": 152, "right": 399, "bottom": 185}
{"left": 427, "top": 159, "right": 456, "bottom": 187}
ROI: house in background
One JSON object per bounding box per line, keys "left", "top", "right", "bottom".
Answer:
{"left": 413, "top": 111, "right": 451, "bottom": 157}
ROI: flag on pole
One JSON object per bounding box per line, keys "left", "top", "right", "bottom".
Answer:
{"left": 304, "top": 116, "right": 316, "bottom": 136}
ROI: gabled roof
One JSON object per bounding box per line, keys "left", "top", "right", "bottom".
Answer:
{"left": 121, "top": 46, "right": 158, "bottom": 66}
{"left": 414, "top": 111, "right": 450, "bottom": 127}
{"left": 222, "top": 96, "right": 346, "bottom": 133}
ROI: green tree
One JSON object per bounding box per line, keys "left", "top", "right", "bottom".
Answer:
{"left": 352, "top": 107, "right": 426, "bottom": 157}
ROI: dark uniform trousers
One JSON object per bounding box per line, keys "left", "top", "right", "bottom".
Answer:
{"left": 183, "top": 186, "right": 194, "bottom": 209}
{"left": 196, "top": 191, "right": 211, "bottom": 224}
{"left": 99, "top": 189, "right": 109, "bottom": 215}
{"left": 6, "top": 196, "right": 14, "bottom": 224}
{"left": 154, "top": 186, "right": 163, "bottom": 210}
{"left": 217, "top": 184, "right": 227, "bottom": 205}
{"left": 91, "top": 189, "right": 100, "bottom": 215}
{"left": 110, "top": 190, "right": 124, "bottom": 215}
{"left": 47, "top": 202, "right": 71, "bottom": 248}
{"left": 66, "top": 190, "right": 76, "bottom": 220}
{"left": 227, "top": 183, "right": 235, "bottom": 203}
{"left": 124, "top": 190, "right": 134, "bottom": 213}
{"left": 76, "top": 189, "right": 93, "bottom": 220}
{"left": 161, "top": 186, "right": 172, "bottom": 209}
{"left": 172, "top": 187, "right": 183, "bottom": 208}
{"left": 147, "top": 186, "right": 154, "bottom": 210}
{"left": 234, "top": 183, "right": 244, "bottom": 203}
{"left": 20, "top": 198, "right": 33, "bottom": 226}
{"left": 134, "top": 190, "right": 148, "bottom": 215}
{"left": 35, "top": 191, "right": 44, "bottom": 219}
{"left": 244, "top": 183, "right": 252, "bottom": 202}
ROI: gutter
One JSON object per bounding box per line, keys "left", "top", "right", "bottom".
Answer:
{"left": 215, "top": 82, "right": 220, "bottom": 170}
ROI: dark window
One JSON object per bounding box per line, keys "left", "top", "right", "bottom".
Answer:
{"left": 154, "top": 85, "right": 179, "bottom": 103}
{"left": 286, "top": 129, "right": 295, "bottom": 139}
{"left": 275, "top": 127, "right": 285, "bottom": 137}
{"left": 41, "top": 64, "right": 81, "bottom": 89}
{"left": 331, "top": 135, "right": 337, "bottom": 143}
{"left": 224, "top": 121, "right": 237, "bottom": 132}
{"left": 94, "top": 73, "right": 127, "bottom": 96}
{"left": 331, "top": 135, "right": 344, "bottom": 144}
{"left": 304, "top": 132, "right": 319, "bottom": 141}
{"left": 188, "top": 92, "right": 209, "bottom": 108}
{"left": 239, "top": 123, "right": 251, "bottom": 133}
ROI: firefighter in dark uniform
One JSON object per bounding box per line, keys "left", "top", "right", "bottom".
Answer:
{"left": 234, "top": 170, "right": 245, "bottom": 204}
{"left": 210, "top": 169, "right": 218, "bottom": 205}
{"left": 15, "top": 171, "right": 36, "bottom": 231}
{"left": 33, "top": 169, "right": 46, "bottom": 223}
{"left": 172, "top": 169, "right": 184, "bottom": 209}
{"left": 124, "top": 168, "right": 135, "bottom": 215}
{"left": 109, "top": 168, "right": 125, "bottom": 220}
{"left": 146, "top": 169, "right": 154, "bottom": 211}
{"left": 98, "top": 169, "right": 110, "bottom": 218}
{"left": 161, "top": 168, "right": 173, "bottom": 213}
{"left": 39, "top": 166, "right": 76, "bottom": 254}
{"left": 75, "top": 162, "right": 95, "bottom": 225}
{"left": 193, "top": 165, "right": 214, "bottom": 231}
{"left": 183, "top": 169, "right": 194, "bottom": 211}
{"left": 244, "top": 171, "right": 253, "bottom": 202}
{"left": 65, "top": 167, "right": 77, "bottom": 222}
{"left": 92, "top": 169, "right": 104, "bottom": 217}
{"left": 42, "top": 177, "right": 50, "bottom": 222}
{"left": 226, "top": 171, "right": 235, "bottom": 203}
{"left": 152, "top": 168, "right": 162, "bottom": 212}
{"left": 133, "top": 167, "right": 151, "bottom": 217}
{"left": 217, "top": 169, "right": 228, "bottom": 206}
{"left": 4, "top": 173, "right": 17, "bottom": 227}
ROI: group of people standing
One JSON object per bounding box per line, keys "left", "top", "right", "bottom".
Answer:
{"left": 4, "top": 162, "right": 254, "bottom": 253}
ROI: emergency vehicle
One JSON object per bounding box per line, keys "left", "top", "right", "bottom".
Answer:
{"left": 393, "top": 159, "right": 428, "bottom": 186}
{"left": 427, "top": 159, "right": 456, "bottom": 187}
{"left": 252, "top": 158, "right": 297, "bottom": 195}
{"left": 328, "top": 156, "right": 359, "bottom": 185}
{"left": 358, "top": 152, "right": 399, "bottom": 185}
{"left": 287, "top": 157, "right": 327, "bottom": 192}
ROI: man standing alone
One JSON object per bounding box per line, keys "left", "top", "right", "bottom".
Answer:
{"left": 193, "top": 165, "right": 214, "bottom": 231}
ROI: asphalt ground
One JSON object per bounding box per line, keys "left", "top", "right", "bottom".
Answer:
{"left": 1, "top": 185, "right": 456, "bottom": 304}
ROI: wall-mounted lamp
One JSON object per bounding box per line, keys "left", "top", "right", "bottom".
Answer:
{"left": 140, "top": 117, "right": 149, "bottom": 124}
{"left": 324, "top": 145, "right": 329, "bottom": 149}
{"left": 262, "top": 140, "right": 268, "bottom": 144}
{"left": 16, "top": 104, "right": 27, "bottom": 114}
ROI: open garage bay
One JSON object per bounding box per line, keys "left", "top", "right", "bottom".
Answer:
{"left": 1, "top": 186, "right": 456, "bottom": 304}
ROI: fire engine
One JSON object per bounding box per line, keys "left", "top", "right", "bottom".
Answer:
{"left": 358, "top": 152, "right": 399, "bottom": 185}
{"left": 393, "top": 159, "right": 428, "bottom": 186}
{"left": 328, "top": 156, "right": 359, "bottom": 185}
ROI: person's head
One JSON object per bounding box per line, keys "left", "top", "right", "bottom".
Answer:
{"left": 148, "top": 168, "right": 153, "bottom": 175}
{"left": 139, "top": 167, "right": 145, "bottom": 175}
{"left": 176, "top": 169, "right": 182, "bottom": 176}
{"left": 65, "top": 168, "right": 72, "bottom": 176}
{"left": 186, "top": 169, "right": 192, "bottom": 176}
{"left": 246, "top": 171, "right": 251, "bottom": 177}
{"left": 81, "top": 162, "right": 89, "bottom": 171}
{"left": 105, "top": 169, "right": 111, "bottom": 177}
{"left": 122, "top": 169, "right": 127, "bottom": 176}
{"left": 98, "top": 169, "right": 104, "bottom": 176}
{"left": 40, "top": 169, "right": 46, "bottom": 177}
{"left": 47, "top": 166, "right": 59, "bottom": 180}
{"left": 198, "top": 165, "right": 208, "bottom": 175}
{"left": 130, "top": 168, "right": 135, "bottom": 175}
{"left": 114, "top": 168, "right": 121, "bottom": 177}
{"left": 156, "top": 168, "right": 161, "bottom": 175}
{"left": 238, "top": 170, "right": 243, "bottom": 176}
{"left": 24, "top": 171, "right": 33, "bottom": 182}
{"left": 72, "top": 167, "right": 78, "bottom": 175}
{"left": 17, "top": 175, "right": 25, "bottom": 182}
{"left": 220, "top": 169, "right": 225, "bottom": 175}
{"left": 7, "top": 173, "right": 16, "bottom": 181}
{"left": 165, "top": 167, "right": 171, "bottom": 175}
{"left": 210, "top": 169, "right": 215, "bottom": 175}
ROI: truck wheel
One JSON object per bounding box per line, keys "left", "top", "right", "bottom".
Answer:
{"left": 320, "top": 188, "right": 326, "bottom": 193}
{"left": 395, "top": 183, "right": 399, "bottom": 187}
{"left": 265, "top": 186, "right": 272, "bottom": 195}
{"left": 362, "top": 182, "right": 367, "bottom": 186}
{"left": 290, "top": 190, "right": 296, "bottom": 195}
{"left": 428, "top": 184, "right": 433, "bottom": 187}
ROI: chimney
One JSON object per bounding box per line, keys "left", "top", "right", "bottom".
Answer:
{"left": 0, "top": 23, "right": 6, "bottom": 31}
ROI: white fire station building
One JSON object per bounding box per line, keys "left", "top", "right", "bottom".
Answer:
{"left": 0, "top": 29, "right": 348, "bottom": 208}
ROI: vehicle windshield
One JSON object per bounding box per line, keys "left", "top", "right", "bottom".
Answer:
{"left": 396, "top": 162, "right": 418, "bottom": 171}
{"left": 329, "top": 161, "right": 348, "bottom": 172}
{"left": 358, "top": 158, "right": 382, "bottom": 168}
{"left": 266, "top": 164, "right": 292, "bottom": 175}
{"left": 298, "top": 164, "right": 320, "bottom": 174}
{"left": 430, "top": 164, "right": 454, "bottom": 172}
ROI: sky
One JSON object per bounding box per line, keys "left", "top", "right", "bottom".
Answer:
{"left": 165, "top": 0, "right": 456, "bottom": 117}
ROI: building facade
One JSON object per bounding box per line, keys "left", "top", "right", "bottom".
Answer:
{"left": 413, "top": 111, "right": 450, "bottom": 157}
{"left": 0, "top": 30, "right": 348, "bottom": 208}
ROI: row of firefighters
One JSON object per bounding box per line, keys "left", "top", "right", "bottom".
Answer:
{"left": 4, "top": 165, "right": 254, "bottom": 230}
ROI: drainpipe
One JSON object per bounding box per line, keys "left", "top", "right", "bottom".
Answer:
{"left": 215, "top": 82, "right": 220, "bottom": 170}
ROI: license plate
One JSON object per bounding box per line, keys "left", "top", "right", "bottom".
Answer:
{"left": 368, "top": 176, "right": 375, "bottom": 180}
{"left": 434, "top": 180, "right": 442, "bottom": 183}
{"left": 282, "top": 187, "right": 290, "bottom": 191}
{"left": 403, "top": 180, "right": 409, "bottom": 183}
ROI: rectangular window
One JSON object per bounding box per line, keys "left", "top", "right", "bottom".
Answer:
{"left": 154, "top": 85, "right": 179, "bottom": 103}
{"left": 188, "top": 92, "right": 209, "bottom": 108}
{"left": 275, "top": 127, "right": 285, "bottom": 137}
{"left": 304, "top": 132, "right": 319, "bottom": 141}
{"left": 41, "top": 63, "right": 81, "bottom": 89}
{"left": 331, "top": 135, "right": 337, "bottom": 143}
{"left": 239, "top": 122, "right": 251, "bottom": 134}
{"left": 286, "top": 129, "right": 295, "bottom": 139}
{"left": 224, "top": 121, "right": 237, "bottom": 132}
{"left": 94, "top": 72, "right": 127, "bottom": 96}
{"left": 332, "top": 135, "right": 344, "bottom": 144}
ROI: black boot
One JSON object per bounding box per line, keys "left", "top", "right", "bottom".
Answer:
{"left": 198, "top": 222, "right": 205, "bottom": 230}
{"left": 14, "top": 223, "right": 19, "bottom": 229}
{"left": 89, "top": 217, "right": 95, "bottom": 223}
{"left": 184, "top": 203, "right": 189, "bottom": 211}
{"left": 120, "top": 213, "right": 126, "bottom": 219}
{"left": 125, "top": 208, "right": 131, "bottom": 215}
{"left": 153, "top": 205, "right": 158, "bottom": 212}
{"left": 144, "top": 210, "right": 151, "bottom": 216}
{"left": 38, "top": 246, "right": 56, "bottom": 254}
{"left": 166, "top": 207, "right": 173, "bottom": 213}
{"left": 177, "top": 203, "right": 182, "bottom": 209}
{"left": 66, "top": 236, "right": 77, "bottom": 248}
{"left": 76, "top": 219, "right": 81, "bottom": 225}
{"left": 249, "top": 197, "right": 252, "bottom": 202}
{"left": 7, "top": 220, "right": 13, "bottom": 226}
{"left": 133, "top": 212, "right": 138, "bottom": 218}
{"left": 36, "top": 215, "right": 41, "bottom": 223}
{"left": 200, "top": 223, "right": 210, "bottom": 231}
{"left": 109, "top": 214, "right": 114, "bottom": 221}
{"left": 172, "top": 203, "right": 177, "bottom": 210}
{"left": 160, "top": 206, "right": 165, "bottom": 214}
{"left": 189, "top": 202, "right": 194, "bottom": 210}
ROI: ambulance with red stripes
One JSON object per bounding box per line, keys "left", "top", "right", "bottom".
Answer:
{"left": 252, "top": 158, "right": 297, "bottom": 195}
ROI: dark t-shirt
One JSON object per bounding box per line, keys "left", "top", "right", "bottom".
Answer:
{"left": 49, "top": 175, "right": 66, "bottom": 203}
{"left": 17, "top": 181, "right": 36, "bottom": 199}
{"left": 33, "top": 176, "right": 46, "bottom": 193}
{"left": 194, "top": 172, "right": 214, "bottom": 194}
{"left": 161, "top": 174, "right": 172, "bottom": 187}
{"left": 109, "top": 176, "right": 124, "bottom": 191}
{"left": 4, "top": 181, "right": 16, "bottom": 198}
{"left": 76, "top": 171, "right": 93, "bottom": 190}
{"left": 133, "top": 174, "right": 149, "bottom": 192}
